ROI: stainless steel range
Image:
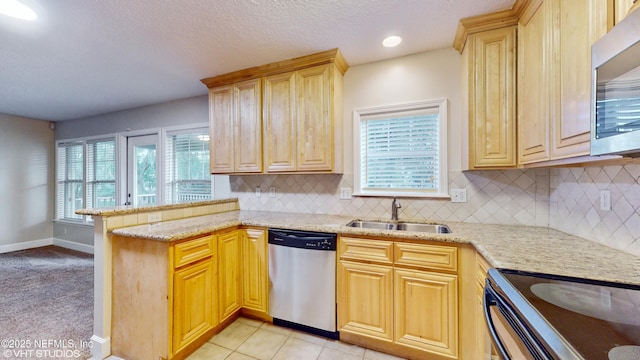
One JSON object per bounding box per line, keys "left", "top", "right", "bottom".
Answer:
{"left": 484, "top": 268, "right": 640, "bottom": 360}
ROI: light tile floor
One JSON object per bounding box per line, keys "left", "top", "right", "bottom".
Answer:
{"left": 187, "top": 317, "right": 407, "bottom": 360}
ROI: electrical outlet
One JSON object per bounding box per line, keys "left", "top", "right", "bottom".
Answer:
{"left": 148, "top": 212, "right": 162, "bottom": 223}
{"left": 600, "top": 190, "right": 611, "bottom": 211}
{"left": 269, "top": 187, "right": 276, "bottom": 197}
{"left": 255, "top": 186, "right": 262, "bottom": 197}
{"left": 339, "top": 187, "right": 352, "bottom": 199}
{"left": 451, "top": 189, "right": 467, "bottom": 203}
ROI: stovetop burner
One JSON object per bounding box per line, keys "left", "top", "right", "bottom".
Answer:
{"left": 497, "top": 269, "right": 640, "bottom": 360}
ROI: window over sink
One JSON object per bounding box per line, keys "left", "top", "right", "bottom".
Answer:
{"left": 353, "top": 99, "right": 448, "bottom": 198}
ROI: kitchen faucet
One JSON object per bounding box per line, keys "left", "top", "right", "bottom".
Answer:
{"left": 391, "top": 197, "right": 401, "bottom": 221}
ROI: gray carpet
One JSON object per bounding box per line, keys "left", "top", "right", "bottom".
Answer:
{"left": 0, "top": 246, "right": 93, "bottom": 360}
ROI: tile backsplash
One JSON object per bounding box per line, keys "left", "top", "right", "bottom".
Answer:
{"left": 231, "top": 164, "right": 640, "bottom": 257}
{"left": 550, "top": 164, "right": 640, "bottom": 256}
{"left": 230, "top": 168, "right": 550, "bottom": 227}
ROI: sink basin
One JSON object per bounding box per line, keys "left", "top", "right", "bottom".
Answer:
{"left": 346, "top": 220, "right": 451, "bottom": 233}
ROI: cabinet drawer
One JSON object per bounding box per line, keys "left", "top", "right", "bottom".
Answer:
{"left": 339, "top": 237, "right": 393, "bottom": 265}
{"left": 394, "top": 242, "right": 457, "bottom": 272}
{"left": 174, "top": 235, "right": 215, "bottom": 268}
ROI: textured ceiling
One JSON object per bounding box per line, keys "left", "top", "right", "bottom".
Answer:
{"left": 0, "top": 0, "right": 515, "bottom": 121}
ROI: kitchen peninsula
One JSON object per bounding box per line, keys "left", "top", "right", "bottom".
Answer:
{"left": 78, "top": 198, "right": 640, "bottom": 360}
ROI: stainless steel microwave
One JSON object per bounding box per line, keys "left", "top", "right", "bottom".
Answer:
{"left": 591, "top": 8, "right": 640, "bottom": 156}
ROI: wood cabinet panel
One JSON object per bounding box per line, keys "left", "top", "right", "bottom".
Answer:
{"left": 264, "top": 72, "right": 296, "bottom": 172}
{"left": 468, "top": 26, "right": 517, "bottom": 168}
{"left": 394, "top": 242, "right": 457, "bottom": 272}
{"left": 338, "top": 260, "right": 394, "bottom": 342}
{"left": 518, "top": 0, "right": 552, "bottom": 164}
{"left": 394, "top": 269, "right": 458, "bottom": 358}
{"left": 218, "top": 230, "right": 241, "bottom": 323}
{"left": 234, "top": 79, "right": 263, "bottom": 172}
{"left": 551, "top": 0, "right": 608, "bottom": 160}
{"left": 174, "top": 235, "right": 215, "bottom": 268}
{"left": 173, "top": 259, "right": 216, "bottom": 353}
{"left": 339, "top": 237, "right": 393, "bottom": 265}
{"left": 208, "top": 86, "right": 234, "bottom": 173}
{"left": 296, "top": 65, "right": 333, "bottom": 171}
{"left": 240, "top": 228, "right": 268, "bottom": 313}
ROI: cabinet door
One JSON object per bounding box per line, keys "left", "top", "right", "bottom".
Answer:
{"left": 264, "top": 72, "right": 297, "bottom": 172}
{"left": 296, "top": 65, "right": 334, "bottom": 171}
{"left": 240, "top": 228, "right": 268, "bottom": 313}
{"left": 209, "top": 86, "right": 234, "bottom": 173}
{"left": 518, "top": 0, "right": 552, "bottom": 164}
{"left": 337, "top": 260, "right": 393, "bottom": 342}
{"left": 468, "top": 26, "right": 517, "bottom": 168}
{"left": 218, "top": 230, "right": 241, "bottom": 322}
{"left": 394, "top": 269, "right": 458, "bottom": 358}
{"left": 551, "top": 0, "right": 608, "bottom": 159}
{"left": 173, "top": 259, "right": 215, "bottom": 353}
{"left": 614, "top": 0, "right": 637, "bottom": 24}
{"left": 234, "top": 79, "right": 263, "bottom": 172}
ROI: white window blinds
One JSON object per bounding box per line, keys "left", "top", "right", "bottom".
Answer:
{"left": 354, "top": 99, "right": 448, "bottom": 197}
{"left": 56, "top": 141, "right": 84, "bottom": 220}
{"left": 86, "top": 139, "right": 116, "bottom": 209}
{"left": 165, "top": 129, "right": 212, "bottom": 203}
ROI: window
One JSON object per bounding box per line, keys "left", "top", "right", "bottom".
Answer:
{"left": 56, "top": 141, "right": 84, "bottom": 221}
{"left": 56, "top": 137, "right": 116, "bottom": 222}
{"left": 165, "top": 128, "right": 212, "bottom": 203}
{"left": 86, "top": 139, "right": 116, "bottom": 209}
{"left": 354, "top": 99, "right": 448, "bottom": 197}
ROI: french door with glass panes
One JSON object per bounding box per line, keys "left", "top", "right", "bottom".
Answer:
{"left": 126, "top": 134, "right": 159, "bottom": 206}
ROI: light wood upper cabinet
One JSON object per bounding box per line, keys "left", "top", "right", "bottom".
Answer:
{"left": 203, "top": 49, "right": 347, "bottom": 174}
{"left": 208, "top": 79, "right": 262, "bottom": 174}
{"left": 264, "top": 72, "right": 296, "bottom": 172}
{"left": 518, "top": 0, "right": 552, "bottom": 164}
{"left": 551, "top": 0, "right": 608, "bottom": 160}
{"left": 208, "top": 85, "right": 234, "bottom": 173}
{"left": 240, "top": 228, "right": 268, "bottom": 313}
{"left": 614, "top": 0, "right": 639, "bottom": 24}
{"left": 466, "top": 26, "right": 517, "bottom": 169}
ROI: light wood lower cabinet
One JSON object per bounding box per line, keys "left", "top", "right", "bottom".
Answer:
{"left": 338, "top": 236, "right": 463, "bottom": 359}
{"left": 394, "top": 269, "right": 458, "bottom": 358}
{"left": 339, "top": 261, "right": 394, "bottom": 342}
{"left": 173, "top": 257, "right": 216, "bottom": 353}
{"left": 111, "top": 227, "right": 270, "bottom": 360}
{"left": 240, "top": 228, "right": 268, "bottom": 313}
{"left": 218, "top": 229, "right": 242, "bottom": 323}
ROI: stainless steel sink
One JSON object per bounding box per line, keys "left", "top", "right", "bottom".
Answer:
{"left": 346, "top": 220, "right": 451, "bottom": 233}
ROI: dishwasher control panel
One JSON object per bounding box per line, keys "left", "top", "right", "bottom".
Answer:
{"left": 268, "top": 229, "right": 337, "bottom": 251}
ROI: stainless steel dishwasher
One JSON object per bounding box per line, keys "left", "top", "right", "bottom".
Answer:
{"left": 268, "top": 228, "right": 338, "bottom": 339}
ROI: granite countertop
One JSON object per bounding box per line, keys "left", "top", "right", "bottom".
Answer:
{"left": 111, "top": 210, "right": 640, "bottom": 286}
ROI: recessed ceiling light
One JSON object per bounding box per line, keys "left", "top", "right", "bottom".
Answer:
{"left": 383, "top": 35, "right": 402, "bottom": 48}
{"left": 0, "top": 0, "right": 37, "bottom": 20}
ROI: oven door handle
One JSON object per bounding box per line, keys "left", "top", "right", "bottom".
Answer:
{"left": 484, "top": 282, "right": 512, "bottom": 360}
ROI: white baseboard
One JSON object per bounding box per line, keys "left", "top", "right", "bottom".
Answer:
{"left": 0, "top": 238, "right": 53, "bottom": 254}
{"left": 53, "top": 238, "right": 94, "bottom": 254}
{"left": 0, "top": 238, "right": 94, "bottom": 255}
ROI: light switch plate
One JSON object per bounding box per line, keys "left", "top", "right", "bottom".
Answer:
{"left": 451, "top": 189, "right": 467, "bottom": 203}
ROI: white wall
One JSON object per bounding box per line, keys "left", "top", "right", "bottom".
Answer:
{"left": 55, "top": 95, "right": 207, "bottom": 140}
{"left": 0, "top": 115, "right": 54, "bottom": 250}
